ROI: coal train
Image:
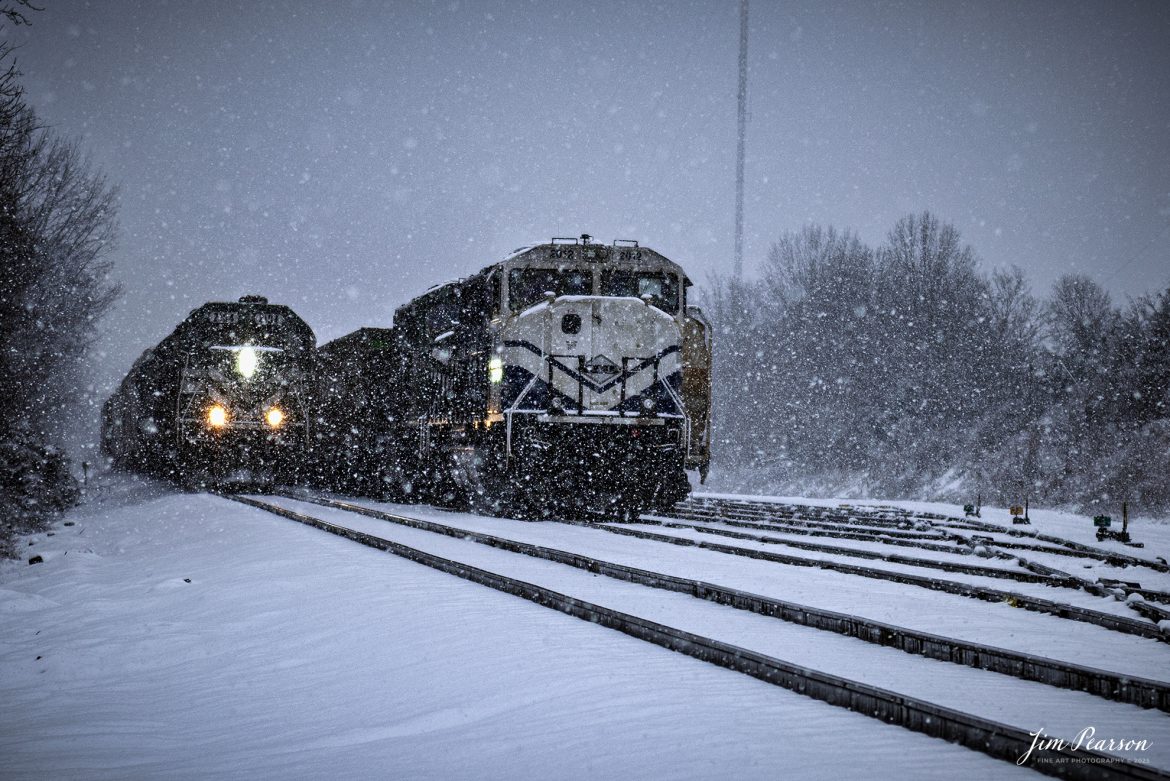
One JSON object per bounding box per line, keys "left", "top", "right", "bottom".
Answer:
{"left": 317, "top": 235, "right": 712, "bottom": 515}
{"left": 101, "top": 295, "right": 316, "bottom": 486}
{"left": 105, "top": 236, "right": 712, "bottom": 514}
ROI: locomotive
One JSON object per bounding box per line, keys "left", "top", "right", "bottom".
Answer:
{"left": 102, "top": 295, "right": 316, "bottom": 486}
{"left": 364, "top": 235, "right": 712, "bottom": 515}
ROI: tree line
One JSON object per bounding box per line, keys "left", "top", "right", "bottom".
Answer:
{"left": 702, "top": 212, "right": 1170, "bottom": 514}
{"left": 1, "top": 4, "right": 119, "bottom": 555}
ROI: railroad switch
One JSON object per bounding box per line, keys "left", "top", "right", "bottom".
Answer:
{"left": 1094, "top": 503, "right": 1143, "bottom": 547}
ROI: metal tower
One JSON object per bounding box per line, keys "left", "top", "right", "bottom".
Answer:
{"left": 734, "top": 0, "right": 749, "bottom": 280}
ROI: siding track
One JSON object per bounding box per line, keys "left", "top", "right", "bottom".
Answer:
{"left": 223, "top": 490, "right": 1170, "bottom": 781}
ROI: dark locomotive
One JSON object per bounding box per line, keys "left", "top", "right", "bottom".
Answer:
{"left": 101, "top": 295, "right": 316, "bottom": 486}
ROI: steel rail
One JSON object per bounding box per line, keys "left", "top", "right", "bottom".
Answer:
{"left": 636, "top": 516, "right": 1060, "bottom": 585}
{"left": 659, "top": 508, "right": 1099, "bottom": 571}
{"left": 670, "top": 505, "right": 947, "bottom": 537}
{"left": 684, "top": 496, "right": 1168, "bottom": 573}
{"left": 680, "top": 497, "right": 994, "bottom": 532}
{"left": 676, "top": 494, "right": 1170, "bottom": 620}
{"left": 577, "top": 519, "right": 1168, "bottom": 642}
{"left": 227, "top": 493, "right": 1169, "bottom": 780}
{"left": 280, "top": 493, "right": 1170, "bottom": 711}
{"left": 687, "top": 502, "right": 1153, "bottom": 565}
{"left": 662, "top": 510, "right": 963, "bottom": 545}
{"left": 659, "top": 509, "right": 1170, "bottom": 624}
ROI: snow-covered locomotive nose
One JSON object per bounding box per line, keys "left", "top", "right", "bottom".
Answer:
{"left": 381, "top": 236, "right": 710, "bottom": 514}
{"left": 508, "top": 294, "right": 683, "bottom": 416}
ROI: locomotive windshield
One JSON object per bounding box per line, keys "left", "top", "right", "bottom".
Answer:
{"left": 508, "top": 267, "right": 591, "bottom": 312}
{"left": 601, "top": 270, "right": 680, "bottom": 313}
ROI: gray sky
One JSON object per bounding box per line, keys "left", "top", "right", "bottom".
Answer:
{"left": 10, "top": 0, "right": 1170, "bottom": 390}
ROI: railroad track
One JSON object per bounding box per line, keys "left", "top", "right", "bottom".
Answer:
{"left": 662, "top": 502, "right": 1137, "bottom": 573}
{"left": 671, "top": 501, "right": 1109, "bottom": 561}
{"left": 645, "top": 511, "right": 1170, "bottom": 625}
{"left": 578, "top": 517, "right": 1168, "bottom": 642}
{"left": 663, "top": 497, "right": 1170, "bottom": 624}
{"left": 680, "top": 496, "right": 1170, "bottom": 573}
{"left": 226, "top": 492, "right": 1169, "bottom": 780}
{"left": 636, "top": 515, "right": 1071, "bottom": 585}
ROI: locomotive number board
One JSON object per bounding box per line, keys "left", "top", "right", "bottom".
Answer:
{"left": 204, "top": 310, "right": 288, "bottom": 327}
{"left": 547, "top": 246, "right": 644, "bottom": 262}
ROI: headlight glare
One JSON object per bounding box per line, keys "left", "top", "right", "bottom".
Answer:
{"left": 207, "top": 404, "right": 228, "bottom": 428}
{"left": 236, "top": 345, "right": 259, "bottom": 379}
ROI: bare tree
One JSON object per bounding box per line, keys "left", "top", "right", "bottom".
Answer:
{"left": 2, "top": 8, "right": 120, "bottom": 553}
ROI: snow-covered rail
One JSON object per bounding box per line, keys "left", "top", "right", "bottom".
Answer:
{"left": 658, "top": 498, "right": 1170, "bottom": 633}
{"left": 295, "top": 492, "right": 1170, "bottom": 712}
{"left": 663, "top": 501, "right": 1152, "bottom": 584}
{"left": 225, "top": 492, "right": 1168, "bottom": 780}
{"left": 636, "top": 515, "right": 1072, "bottom": 585}
{"left": 644, "top": 511, "right": 1170, "bottom": 624}
{"left": 679, "top": 496, "right": 1170, "bottom": 574}
{"left": 585, "top": 519, "right": 1169, "bottom": 642}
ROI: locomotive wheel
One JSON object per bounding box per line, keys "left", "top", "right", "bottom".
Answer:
{"left": 455, "top": 447, "right": 526, "bottom": 519}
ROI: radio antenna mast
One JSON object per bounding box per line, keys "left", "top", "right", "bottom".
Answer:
{"left": 733, "top": 0, "right": 749, "bottom": 280}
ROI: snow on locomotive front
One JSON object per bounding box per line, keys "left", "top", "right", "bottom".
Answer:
{"left": 392, "top": 236, "right": 710, "bottom": 514}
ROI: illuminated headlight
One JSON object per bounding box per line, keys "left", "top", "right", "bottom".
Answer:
{"left": 265, "top": 407, "right": 285, "bottom": 428}
{"left": 640, "top": 397, "right": 657, "bottom": 414}
{"left": 207, "top": 404, "right": 229, "bottom": 428}
{"left": 488, "top": 357, "right": 504, "bottom": 384}
{"left": 236, "top": 345, "right": 259, "bottom": 379}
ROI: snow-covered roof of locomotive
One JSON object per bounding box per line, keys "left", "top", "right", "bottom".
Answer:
{"left": 501, "top": 244, "right": 539, "bottom": 261}
{"left": 496, "top": 242, "right": 691, "bottom": 284}
{"left": 420, "top": 277, "right": 471, "bottom": 294}
{"left": 167, "top": 299, "right": 317, "bottom": 350}
{"left": 395, "top": 240, "right": 693, "bottom": 322}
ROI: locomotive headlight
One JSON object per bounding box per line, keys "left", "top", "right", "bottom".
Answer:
{"left": 640, "top": 397, "right": 657, "bottom": 414}
{"left": 488, "top": 357, "right": 504, "bottom": 384}
{"left": 236, "top": 345, "right": 259, "bottom": 380}
{"left": 207, "top": 404, "right": 229, "bottom": 428}
{"left": 265, "top": 407, "right": 285, "bottom": 428}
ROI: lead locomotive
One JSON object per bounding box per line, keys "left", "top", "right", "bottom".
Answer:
{"left": 102, "top": 295, "right": 315, "bottom": 485}
{"left": 334, "top": 235, "right": 711, "bottom": 515}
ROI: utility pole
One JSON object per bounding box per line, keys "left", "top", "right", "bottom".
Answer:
{"left": 733, "top": 0, "right": 749, "bottom": 280}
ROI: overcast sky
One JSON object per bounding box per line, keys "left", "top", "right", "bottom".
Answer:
{"left": 9, "top": 0, "right": 1170, "bottom": 391}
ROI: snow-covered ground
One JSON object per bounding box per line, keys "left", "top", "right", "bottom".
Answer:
{"left": 2, "top": 475, "right": 1166, "bottom": 779}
